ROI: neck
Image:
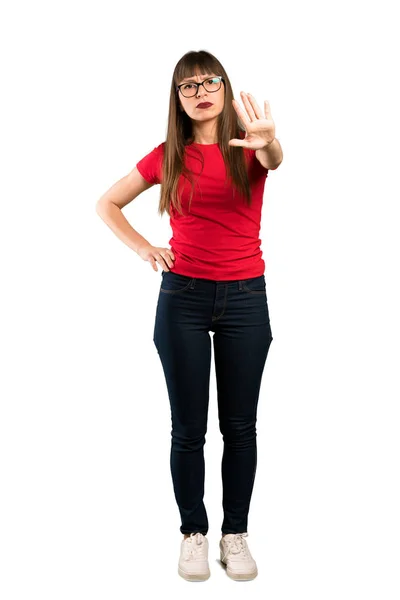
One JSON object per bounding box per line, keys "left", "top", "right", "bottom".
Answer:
{"left": 192, "top": 122, "right": 218, "bottom": 145}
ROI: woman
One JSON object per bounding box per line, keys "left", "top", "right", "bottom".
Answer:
{"left": 96, "top": 49, "right": 283, "bottom": 582}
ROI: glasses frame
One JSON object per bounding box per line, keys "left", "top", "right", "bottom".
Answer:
{"left": 176, "top": 75, "right": 225, "bottom": 98}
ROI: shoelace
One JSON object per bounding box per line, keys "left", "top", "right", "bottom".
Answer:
{"left": 221, "top": 533, "right": 250, "bottom": 561}
{"left": 183, "top": 532, "right": 207, "bottom": 561}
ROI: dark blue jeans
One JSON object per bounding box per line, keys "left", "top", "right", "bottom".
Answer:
{"left": 153, "top": 270, "right": 273, "bottom": 535}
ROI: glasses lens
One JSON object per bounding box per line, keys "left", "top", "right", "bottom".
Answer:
{"left": 203, "top": 77, "right": 221, "bottom": 93}
{"left": 180, "top": 83, "right": 198, "bottom": 98}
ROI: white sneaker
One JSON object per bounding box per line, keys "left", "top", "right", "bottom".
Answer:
{"left": 220, "top": 533, "right": 258, "bottom": 580}
{"left": 178, "top": 532, "right": 210, "bottom": 581}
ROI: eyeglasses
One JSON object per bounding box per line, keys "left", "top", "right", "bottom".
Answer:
{"left": 176, "top": 76, "right": 225, "bottom": 98}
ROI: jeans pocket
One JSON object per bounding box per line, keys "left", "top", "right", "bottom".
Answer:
{"left": 160, "top": 271, "right": 195, "bottom": 294}
{"left": 242, "top": 274, "right": 266, "bottom": 294}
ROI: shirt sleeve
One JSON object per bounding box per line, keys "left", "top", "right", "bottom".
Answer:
{"left": 136, "top": 143, "right": 164, "bottom": 184}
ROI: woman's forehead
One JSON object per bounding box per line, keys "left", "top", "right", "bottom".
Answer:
{"left": 181, "top": 72, "right": 216, "bottom": 82}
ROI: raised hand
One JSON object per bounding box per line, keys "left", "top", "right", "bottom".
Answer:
{"left": 229, "top": 91, "right": 276, "bottom": 150}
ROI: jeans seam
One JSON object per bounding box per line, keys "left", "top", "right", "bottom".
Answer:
{"left": 242, "top": 286, "right": 266, "bottom": 294}
{"left": 160, "top": 278, "right": 195, "bottom": 294}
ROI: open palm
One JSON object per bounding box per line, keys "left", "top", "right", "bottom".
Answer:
{"left": 229, "top": 91, "right": 275, "bottom": 150}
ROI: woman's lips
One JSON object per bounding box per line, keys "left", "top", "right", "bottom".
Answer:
{"left": 197, "top": 103, "right": 213, "bottom": 108}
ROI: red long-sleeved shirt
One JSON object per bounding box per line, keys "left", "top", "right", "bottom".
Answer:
{"left": 136, "top": 136, "right": 269, "bottom": 281}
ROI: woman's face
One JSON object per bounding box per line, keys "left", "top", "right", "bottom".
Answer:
{"left": 177, "top": 72, "right": 225, "bottom": 122}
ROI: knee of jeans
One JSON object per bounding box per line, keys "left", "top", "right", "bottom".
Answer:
{"left": 171, "top": 426, "right": 207, "bottom": 451}
{"left": 219, "top": 420, "right": 257, "bottom": 442}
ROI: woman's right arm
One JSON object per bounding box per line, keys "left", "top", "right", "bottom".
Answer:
{"left": 95, "top": 167, "right": 175, "bottom": 272}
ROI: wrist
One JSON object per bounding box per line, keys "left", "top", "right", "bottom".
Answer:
{"left": 263, "top": 138, "right": 276, "bottom": 149}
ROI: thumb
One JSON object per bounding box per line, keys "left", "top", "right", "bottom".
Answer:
{"left": 228, "top": 139, "right": 244, "bottom": 147}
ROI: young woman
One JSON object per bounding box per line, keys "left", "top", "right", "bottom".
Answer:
{"left": 96, "top": 49, "right": 283, "bottom": 582}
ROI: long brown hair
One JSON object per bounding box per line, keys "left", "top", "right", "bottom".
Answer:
{"left": 158, "top": 50, "right": 251, "bottom": 218}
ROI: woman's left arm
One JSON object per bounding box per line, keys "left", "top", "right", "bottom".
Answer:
{"left": 255, "top": 138, "right": 283, "bottom": 170}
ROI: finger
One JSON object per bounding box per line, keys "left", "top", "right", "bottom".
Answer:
{"left": 228, "top": 138, "right": 244, "bottom": 147}
{"left": 241, "top": 91, "right": 257, "bottom": 121}
{"left": 161, "top": 251, "right": 174, "bottom": 268}
{"left": 264, "top": 99, "right": 272, "bottom": 120}
{"left": 232, "top": 107, "right": 248, "bottom": 133}
{"left": 232, "top": 98, "right": 250, "bottom": 126}
{"left": 246, "top": 93, "right": 264, "bottom": 119}
{"left": 149, "top": 256, "right": 157, "bottom": 271}
{"left": 156, "top": 252, "right": 172, "bottom": 271}
{"left": 228, "top": 138, "right": 252, "bottom": 148}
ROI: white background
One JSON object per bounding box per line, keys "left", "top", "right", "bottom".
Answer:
{"left": 1, "top": 0, "right": 399, "bottom": 598}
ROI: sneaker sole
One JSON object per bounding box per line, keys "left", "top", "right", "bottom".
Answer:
{"left": 178, "top": 566, "right": 210, "bottom": 581}
{"left": 220, "top": 555, "right": 258, "bottom": 581}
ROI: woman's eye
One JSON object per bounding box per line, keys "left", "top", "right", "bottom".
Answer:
{"left": 183, "top": 84, "right": 194, "bottom": 89}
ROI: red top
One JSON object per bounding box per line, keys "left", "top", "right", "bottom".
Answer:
{"left": 136, "top": 134, "right": 269, "bottom": 281}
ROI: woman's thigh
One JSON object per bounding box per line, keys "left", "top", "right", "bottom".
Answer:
{"left": 153, "top": 272, "right": 213, "bottom": 431}
{"left": 212, "top": 277, "right": 273, "bottom": 425}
